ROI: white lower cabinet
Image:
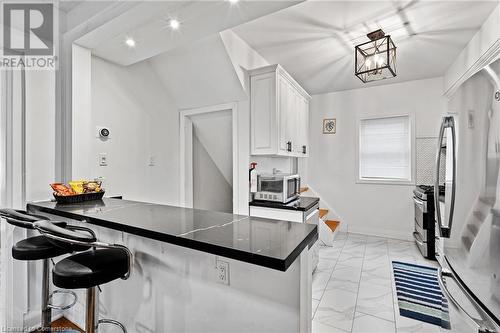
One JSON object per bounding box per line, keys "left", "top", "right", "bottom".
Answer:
{"left": 250, "top": 64, "right": 310, "bottom": 157}
{"left": 249, "top": 205, "right": 319, "bottom": 271}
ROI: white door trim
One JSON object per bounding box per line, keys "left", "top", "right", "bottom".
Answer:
{"left": 179, "top": 102, "right": 239, "bottom": 214}
{"left": 0, "top": 66, "right": 29, "bottom": 330}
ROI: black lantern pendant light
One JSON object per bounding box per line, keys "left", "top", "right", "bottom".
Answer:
{"left": 355, "top": 29, "right": 396, "bottom": 83}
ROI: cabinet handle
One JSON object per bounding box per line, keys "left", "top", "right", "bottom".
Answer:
{"left": 302, "top": 145, "right": 307, "bottom": 154}
{"left": 286, "top": 141, "right": 292, "bottom": 152}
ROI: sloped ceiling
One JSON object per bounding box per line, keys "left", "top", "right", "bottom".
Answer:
{"left": 148, "top": 34, "right": 246, "bottom": 110}
{"left": 76, "top": 0, "right": 301, "bottom": 66}
{"left": 232, "top": 0, "right": 499, "bottom": 94}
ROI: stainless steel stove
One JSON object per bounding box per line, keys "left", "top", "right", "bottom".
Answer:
{"left": 413, "top": 185, "right": 445, "bottom": 259}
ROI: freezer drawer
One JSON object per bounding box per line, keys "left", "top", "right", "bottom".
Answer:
{"left": 438, "top": 257, "right": 500, "bottom": 332}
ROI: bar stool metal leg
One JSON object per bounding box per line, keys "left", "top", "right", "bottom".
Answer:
{"left": 86, "top": 287, "right": 99, "bottom": 333}
{"left": 41, "top": 258, "right": 51, "bottom": 330}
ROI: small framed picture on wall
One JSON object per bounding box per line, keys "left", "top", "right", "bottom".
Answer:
{"left": 323, "top": 118, "right": 336, "bottom": 134}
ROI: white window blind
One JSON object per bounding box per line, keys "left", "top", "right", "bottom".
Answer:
{"left": 359, "top": 115, "right": 411, "bottom": 181}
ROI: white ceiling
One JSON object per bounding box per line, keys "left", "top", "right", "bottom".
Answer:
{"left": 232, "top": 0, "right": 498, "bottom": 94}
{"left": 78, "top": 1, "right": 300, "bottom": 66}
{"left": 57, "top": 1, "right": 83, "bottom": 13}
{"left": 148, "top": 34, "right": 247, "bottom": 110}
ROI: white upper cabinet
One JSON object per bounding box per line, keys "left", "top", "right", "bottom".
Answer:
{"left": 250, "top": 64, "right": 311, "bottom": 157}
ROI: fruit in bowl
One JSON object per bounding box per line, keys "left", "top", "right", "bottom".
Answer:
{"left": 50, "top": 183, "right": 75, "bottom": 196}
{"left": 50, "top": 181, "right": 103, "bottom": 196}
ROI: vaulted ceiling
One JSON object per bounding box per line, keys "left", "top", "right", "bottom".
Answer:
{"left": 77, "top": 1, "right": 300, "bottom": 66}
{"left": 232, "top": 0, "right": 498, "bottom": 94}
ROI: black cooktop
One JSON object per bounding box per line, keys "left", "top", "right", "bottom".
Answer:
{"left": 250, "top": 196, "right": 319, "bottom": 212}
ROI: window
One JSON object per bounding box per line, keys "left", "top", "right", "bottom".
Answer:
{"left": 359, "top": 115, "right": 411, "bottom": 183}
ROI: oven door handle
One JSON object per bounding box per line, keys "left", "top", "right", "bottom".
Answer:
{"left": 438, "top": 260, "right": 499, "bottom": 333}
{"left": 413, "top": 196, "right": 427, "bottom": 213}
{"left": 413, "top": 231, "right": 424, "bottom": 246}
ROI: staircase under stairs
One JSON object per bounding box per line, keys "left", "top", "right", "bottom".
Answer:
{"left": 461, "top": 196, "right": 495, "bottom": 266}
{"left": 300, "top": 186, "right": 342, "bottom": 246}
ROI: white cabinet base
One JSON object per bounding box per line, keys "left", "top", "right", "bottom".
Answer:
{"left": 249, "top": 205, "right": 319, "bottom": 271}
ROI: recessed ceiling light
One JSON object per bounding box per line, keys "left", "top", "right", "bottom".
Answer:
{"left": 125, "top": 37, "right": 136, "bottom": 48}
{"left": 169, "top": 19, "right": 180, "bottom": 30}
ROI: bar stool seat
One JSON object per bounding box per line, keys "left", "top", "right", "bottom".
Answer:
{"left": 0, "top": 209, "right": 79, "bottom": 330}
{"left": 34, "top": 220, "right": 131, "bottom": 333}
{"left": 12, "top": 235, "right": 69, "bottom": 260}
{"left": 53, "top": 248, "right": 129, "bottom": 289}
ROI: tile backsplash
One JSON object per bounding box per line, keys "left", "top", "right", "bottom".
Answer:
{"left": 416, "top": 137, "right": 446, "bottom": 185}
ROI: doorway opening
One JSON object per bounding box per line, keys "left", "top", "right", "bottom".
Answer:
{"left": 180, "top": 103, "right": 238, "bottom": 214}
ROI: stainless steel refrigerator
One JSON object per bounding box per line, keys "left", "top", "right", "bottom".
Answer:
{"left": 435, "top": 57, "right": 500, "bottom": 332}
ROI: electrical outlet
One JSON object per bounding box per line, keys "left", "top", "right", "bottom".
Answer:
{"left": 216, "top": 259, "right": 229, "bottom": 285}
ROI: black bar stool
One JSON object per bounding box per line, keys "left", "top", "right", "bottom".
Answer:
{"left": 0, "top": 209, "right": 79, "bottom": 331}
{"left": 34, "top": 220, "right": 132, "bottom": 333}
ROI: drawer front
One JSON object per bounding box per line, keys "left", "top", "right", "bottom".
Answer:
{"left": 414, "top": 219, "right": 427, "bottom": 242}
{"left": 413, "top": 232, "right": 428, "bottom": 257}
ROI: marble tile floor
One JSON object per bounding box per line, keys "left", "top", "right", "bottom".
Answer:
{"left": 312, "top": 232, "right": 445, "bottom": 333}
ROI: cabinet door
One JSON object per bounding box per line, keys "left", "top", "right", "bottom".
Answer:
{"left": 278, "top": 76, "right": 292, "bottom": 154}
{"left": 251, "top": 73, "right": 277, "bottom": 155}
{"left": 296, "top": 96, "right": 309, "bottom": 156}
{"left": 288, "top": 88, "right": 299, "bottom": 155}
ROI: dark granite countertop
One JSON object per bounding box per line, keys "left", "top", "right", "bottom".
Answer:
{"left": 27, "top": 199, "right": 317, "bottom": 271}
{"left": 250, "top": 196, "right": 319, "bottom": 212}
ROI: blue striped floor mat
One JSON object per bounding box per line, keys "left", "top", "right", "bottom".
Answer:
{"left": 392, "top": 261, "right": 451, "bottom": 329}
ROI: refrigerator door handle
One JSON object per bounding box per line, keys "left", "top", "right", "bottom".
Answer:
{"left": 438, "top": 262, "right": 499, "bottom": 333}
{"left": 435, "top": 116, "right": 456, "bottom": 238}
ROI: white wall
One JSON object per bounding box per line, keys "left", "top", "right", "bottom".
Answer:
{"left": 26, "top": 71, "right": 56, "bottom": 201}
{"left": 220, "top": 29, "right": 269, "bottom": 92}
{"left": 1, "top": 66, "right": 58, "bottom": 329}
{"left": 193, "top": 131, "right": 233, "bottom": 213}
{"left": 221, "top": 29, "right": 298, "bottom": 177}
{"left": 251, "top": 156, "right": 296, "bottom": 175}
{"left": 189, "top": 109, "right": 233, "bottom": 213}
{"left": 444, "top": 3, "right": 500, "bottom": 96}
{"left": 148, "top": 34, "right": 247, "bottom": 110}
{"left": 191, "top": 110, "right": 233, "bottom": 186}
{"left": 307, "top": 77, "right": 447, "bottom": 240}
{"left": 25, "top": 70, "right": 57, "bottom": 325}
{"left": 89, "top": 56, "right": 180, "bottom": 204}
{"left": 72, "top": 44, "right": 92, "bottom": 180}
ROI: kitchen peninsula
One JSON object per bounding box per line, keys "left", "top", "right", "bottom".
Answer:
{"left": 28, "top": 198, "right": 317, "bottom": 333}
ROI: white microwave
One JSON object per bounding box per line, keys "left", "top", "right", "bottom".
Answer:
{"left": 255, "top": 174, "right": 300, "bottom": 203}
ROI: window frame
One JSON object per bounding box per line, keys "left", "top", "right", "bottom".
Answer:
{"left": 356, "top": 113, "right": 415, "bottom": 186}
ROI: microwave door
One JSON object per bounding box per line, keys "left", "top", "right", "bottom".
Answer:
{"left": 435, "top": 116, "right": 457, "bottom": 239}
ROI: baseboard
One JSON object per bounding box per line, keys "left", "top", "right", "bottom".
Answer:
{"left": 348, "top": 226, "right": 412, "bottom": 241}
{"left": 22, "top": 310, "right": 63, "bottom": 330}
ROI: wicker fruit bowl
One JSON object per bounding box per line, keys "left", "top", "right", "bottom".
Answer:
{"left": 50, "top": 181, "right": 105, "bottom": 204}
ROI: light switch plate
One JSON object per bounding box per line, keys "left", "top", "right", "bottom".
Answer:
{"left": 99, "top": 153, "right": 108, "bottom": 166}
